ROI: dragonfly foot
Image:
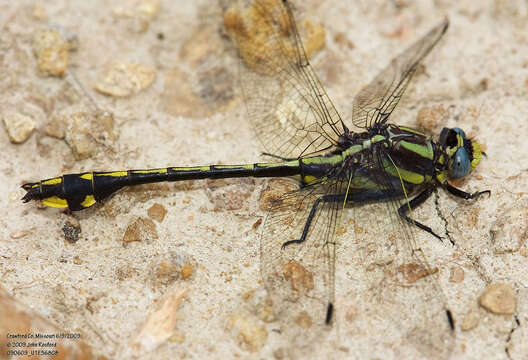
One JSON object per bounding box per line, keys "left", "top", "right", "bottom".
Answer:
{"left": 281, "top": 239, "right": 303, "bottom": 249}
{"left": 470, "top": 190, "right": 491, "bottom": 199}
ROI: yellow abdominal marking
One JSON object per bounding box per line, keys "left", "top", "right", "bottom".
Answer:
{"left": 81, "top": 195, "right": 96, "bottom": 208}
{"left": 41, "top": 177, "right": 62, "bottom": 186}
{"left": 132, "top": 168, "right": 168, "bottom": 174}
{"left": 42, "top": 196, "right": 68, "bottom": 209}
{"left": 103, "top": 171, "right": 128, "bottom": 177}
{"left": 171, "top": 166, "right": 210, "bottom": 171}
{"left": 214, "top": 164, "right": 253, "bottom": 169}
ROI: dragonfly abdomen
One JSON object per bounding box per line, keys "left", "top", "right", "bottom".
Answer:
{"left": 22, "top": 161, "right": 303, "bottom": 211}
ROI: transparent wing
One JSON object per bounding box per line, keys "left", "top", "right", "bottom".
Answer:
{"left": 352, "top": 19, "right": 448, "bottom": 130}
{"left": 260, "top": 176, "right": 347, "bottom": 349}
{"left": 343, "top": 150, "right": 455, "bottom": 359}
{"left": 224, "top": 0, "right": 345, "bottom": 158}
{"left": 260, "top": 152, "right": 455, "bottom": 357}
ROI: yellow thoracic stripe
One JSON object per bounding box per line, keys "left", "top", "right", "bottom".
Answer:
{"left": 400, "top": 141, "right": 434, "bottom": 160}
{"left": 385, "top": 164, "right": 425, "bottom": 185}
{"left": 397, "top": 126, "right": 426, "bottom": 136}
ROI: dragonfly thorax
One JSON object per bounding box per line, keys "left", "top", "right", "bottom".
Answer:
{"left": 336, "top": 129, "right": 368, "bottom": 151}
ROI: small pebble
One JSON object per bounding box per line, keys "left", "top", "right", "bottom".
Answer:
{"left": 64, "top": 111, "right": 117, "bottom": 160}
{"left": 10, "top": 230, "right": 31, "bottom": 239}
{"left": 490, "top": 202, "right": 528, "bottom": 254}
{"left": 478, "top": 283, "right": 517, "bottom": 315}
{"left": 150, "top": 252, "right": 195, "bottom": 285}
{"left": 259, "top": 179, "right": 298, "bottom": 212}
{"left": 2, "top": 112, "right": 36, "bottom": 143}
{"left": 64, "top": 113, "right": 98, "bottom": 160}
{"left": 32, "top": 28, "right": 69, "bottom": 77}
{"left": 460, "top": 309, "right": 480, "bottom": 331}
{"left": 62, "top": 217, "right": 81, "bottom": 244}
{"left": 252, "top": 218, "right": 262, "bottom": 230}
{"left": 294, "top": 311, "right": 312, "bottom": 329}
{"left": 122, "top": 217, "right": 158, "bottom": 243}
{"left": 228, "top": 313, "right": 268, "bottom": 352}
{"left": 396, "top": 263, "right": 438, "bottom": 284}
{"left": 449, "top": 266, "right": 465, "bottom": 283}
{"left": 180, "top": 264, "right": 193, "bottom": 280}
{"left": 136, "top": 0, "right": 161, "bottom": 20}
{"left": 147, "top": 203, "right": 167, "bottom": 223}
{"left": 282, "top": 260, "right": 314, "bottom": 298}
{"left": 113, "top": 0, "right": 161, "bottom": 32}
{"left": 44, "top": 115, "right": 66, "bottom": 139}
{"left": 243, "top": 288, "right": 275, "bottom": 323}
{"left": 130, "top": 288, "right": 187, "bottom": 353}
{"left": 224, "top": 2, "right": 325, "bottom": 74}
{"left": 94, "top": 62, "right": 156, "bottom": 97}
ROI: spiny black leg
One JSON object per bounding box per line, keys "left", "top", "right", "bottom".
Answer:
{"left": 281, "top": 194, "right": 344, "bottom": 249}
{"left": 262, "top": 152, "right": 297, "bottom": 161}
{"left": 281, "top": 197, "right": 323, "bottom": 249}
{"left": 398, "top": 187, "right": 443, "bottom": 240}
{"left": 445, "top": 183, "right": 490, "bottom": 200}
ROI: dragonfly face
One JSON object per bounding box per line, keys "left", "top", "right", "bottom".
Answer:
{"left": 439, "top": 127, "right": 483, "bottom": 181}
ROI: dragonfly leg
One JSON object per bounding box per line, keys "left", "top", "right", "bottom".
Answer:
{"left": 444, "top": 183, "right": 491, "bottom": 200}
{"left": 261, "top": 152, "right": 297, "bottom": 161}
{"left": 398, "top": 186, "right": 443, "bottom": 240}
{"left": 281, "top": 194, "right": 345, "bottom": 249}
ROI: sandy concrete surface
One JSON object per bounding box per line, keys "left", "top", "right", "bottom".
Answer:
{"left": 1, "top": 0, "right": 527, "bottom": 359}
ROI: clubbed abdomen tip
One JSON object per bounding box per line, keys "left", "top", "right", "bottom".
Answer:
{"left": 21, "top": 183, "right": 41, "bottom": 203}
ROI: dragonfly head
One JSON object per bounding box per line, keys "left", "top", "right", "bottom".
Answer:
{"left": 439, "top": 127, "right": 482, "bottom": 180}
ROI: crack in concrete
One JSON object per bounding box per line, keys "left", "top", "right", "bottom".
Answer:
{"left": 505, "top": 314, "right": 520, "bottom": 360}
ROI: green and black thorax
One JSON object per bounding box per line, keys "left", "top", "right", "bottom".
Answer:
{"left": 301, "top": 124, "right": 484, "bottom": 198}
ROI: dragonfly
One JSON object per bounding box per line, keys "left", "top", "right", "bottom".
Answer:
{"left": 21, "top": 0, "right": 488, "bottom": 357}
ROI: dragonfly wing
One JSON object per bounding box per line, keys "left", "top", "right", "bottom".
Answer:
{"left": 351, "top": 19, "right": 448, "bottom": 130}
{"left": 344, "top": 152, "right": 455, "bottom": 359}
{"left": 225, "top": 0, "right": 345, "bottom": 159}
{"left": 260, "top": 177, "right": 347, "bottom": 349}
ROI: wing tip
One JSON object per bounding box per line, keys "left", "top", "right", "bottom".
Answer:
{"left": 325, "top": 302, "right": 334, "bottom": 325}
{"left": 441, "top": 17, "right": 450, "bottom": 33}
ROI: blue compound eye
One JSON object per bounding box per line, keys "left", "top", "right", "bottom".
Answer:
{"left": 449, "top": 147, "right": 470, "bottom": 178}
{"left": 452, "top": 127, "right": 466, "bottom": 139}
